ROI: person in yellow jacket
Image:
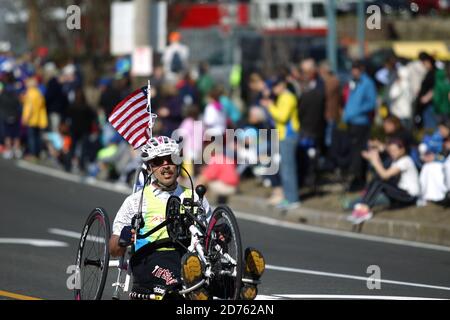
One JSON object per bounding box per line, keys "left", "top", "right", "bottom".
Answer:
{"left": 261, "top": 77, "right": 301, "bottom": 210}
{"left": 22, "top": 77, "right": 48, "bottom": 158}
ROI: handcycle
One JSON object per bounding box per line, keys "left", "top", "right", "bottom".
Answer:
{"left": 73, "top": 165, "right": 249, "bottom": 300}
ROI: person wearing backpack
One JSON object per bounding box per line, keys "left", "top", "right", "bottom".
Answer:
{"left": 162, "top": 31, "right": 189, "bottom": 84}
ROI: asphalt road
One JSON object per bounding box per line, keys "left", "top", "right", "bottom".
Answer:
{"left": 1, "top": 158, "right": 450, "bottom": 300}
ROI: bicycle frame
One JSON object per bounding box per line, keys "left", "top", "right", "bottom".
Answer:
{"left": 106, "top": 204, "right": 212, "bottom": 300}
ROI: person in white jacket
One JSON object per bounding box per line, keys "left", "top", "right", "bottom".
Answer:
{"left": 444, "top": 138, "right": 450, "bottom": 191}
{"left": 418, "top": 142, "right": 449, "bottom": 205}
{"left": 389, "top": 66, "right": 414, "bottom": 129}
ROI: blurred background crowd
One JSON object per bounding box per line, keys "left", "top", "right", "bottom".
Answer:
{"left": 1, "top": 0, "right": 450, "bottom": 219}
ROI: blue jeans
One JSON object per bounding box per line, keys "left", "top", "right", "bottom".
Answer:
{"left": 279, "top": 135, "right": 300, "bottom": 203}
{"left": 325, "top": 120, "right": 336, "bottom": 148}
{"left": 27, "top": 127, "right": 42, "bottom": 157}
{"left": 423, "top": 105, "right": 437, "bottom": 131}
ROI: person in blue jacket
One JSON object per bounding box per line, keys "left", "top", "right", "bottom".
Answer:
{"left": 342, "top": 60, "right": 377, "bottom": 192}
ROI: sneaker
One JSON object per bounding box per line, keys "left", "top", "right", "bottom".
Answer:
{"left": 2, "top": 150, "right": 13, "bottom": 160}
{"left": 275, "top": 199, "right": 301, "bottom": 211}
{"left": 349, "top": 205, "right": 373, "bottom": 225}
{"left": 353, "top": 211, "right": 373, "bottom": 224}
{"left": 241, "top": 248, "right": 265, "bottom": 300}
{"left": 346, "top": 203, "right": 361, "bottom": 222}
{"left": 181, "top": 253, "right": 208, "bottom": 300}
{"left": 346, "top": 213, "right": 355, "bottom": 223}
{"left": 267, "top": 189, "right": 284, "bottom": 206}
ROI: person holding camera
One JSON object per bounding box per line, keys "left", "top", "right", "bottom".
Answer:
{"left": 347, "top": 138, "right": 419, "bottom": 224}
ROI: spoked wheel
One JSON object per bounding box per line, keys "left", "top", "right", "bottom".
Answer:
{"left": 74, "top": 208, "right": 111, "bottom": 300}
{"left": 205, "top": 205, "right": 243, "bottom": 300}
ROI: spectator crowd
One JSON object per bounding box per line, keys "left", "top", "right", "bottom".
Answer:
{"left": 1, "top": 37, "right": 450, "bottom": 222}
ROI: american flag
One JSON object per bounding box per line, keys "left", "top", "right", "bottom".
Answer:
{"left": 108, "top": 86, "right": 152, "bottom": 149}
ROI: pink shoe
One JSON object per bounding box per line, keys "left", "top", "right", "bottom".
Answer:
{"left": 347, "top": 204, "right": 372, "bottom": 224}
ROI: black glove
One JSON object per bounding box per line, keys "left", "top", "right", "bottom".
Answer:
{"left": 119, "top": 226, "right": 133, "bottom": 247}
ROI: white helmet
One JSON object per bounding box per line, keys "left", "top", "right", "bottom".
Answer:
{"left": 140, "top": 136, "right": 180, "bottom": 162}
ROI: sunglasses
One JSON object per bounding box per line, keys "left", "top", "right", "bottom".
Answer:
{"left": 148, "top": 155, "right": 175, "bottom": 167}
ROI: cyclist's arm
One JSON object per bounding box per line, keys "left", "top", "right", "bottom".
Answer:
{"left": 109, "top": 235, "right": 126, "bottom": 257}
{"left": 109, "top": 230, "right": 136, "bottom": 257}
{"left": 110, "top": 195, "right": 136, "bottom": 257}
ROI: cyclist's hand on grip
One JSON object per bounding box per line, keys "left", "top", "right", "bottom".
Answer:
{"left": 119, "top": 226, "right": 136, "bottom": 247}
{"left": 131, "top": 214, "right": 145, "bottom": 229}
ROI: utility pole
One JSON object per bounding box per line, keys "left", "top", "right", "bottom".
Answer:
{"left": 27, "top": 0, "right": 41, "bottom": 51}
{"left": 357, "top": 0, "right": 366, "bottom": 59}
{"left": 326, "top": 0, "right": 338, "bottom": 73}
{"left": 135, "top": 0, "right": 151, "bottom": 48}
{"left": 134, "top": 0, "right": 152, "bottom": 85}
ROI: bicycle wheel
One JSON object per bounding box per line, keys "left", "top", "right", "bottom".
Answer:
{"left": 205, "top": 205, "right": 243, "bottom": 300}
{"left": 74, "top": 207, "right": 111, "bottom": 300}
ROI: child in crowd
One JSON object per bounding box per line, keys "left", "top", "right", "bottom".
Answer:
{"left": 444, "top": 137, "right": 450, "bottom": 191}
{"left": 42, "top": 122, "right": 71, "bottom": 169}
{"left": 418, "top": 139, "right": 449, "bottom": 206}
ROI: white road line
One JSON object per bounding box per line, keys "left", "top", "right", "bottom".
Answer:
{"left": 234, "top": 211, "right": 450, "bottom": 253}
{"left": 255, "top": 295, "right": 283, "bottom": 300}
{"left": 48, "top": 228, "right": 105, "bottom": 243}
{"left": 16, "top": 160, "right": 450, "bottom": 252}
{"left": 49, "top": 227, "right": 450, "bottom": 293}
{"left": 266, "top": 264, "right": 450, "bottom": 292}
{"left": 0, "top": 238, "right": 68, "bottom": 247}
{"left": 270, "top": 294, "right": 446, "bottom": 300}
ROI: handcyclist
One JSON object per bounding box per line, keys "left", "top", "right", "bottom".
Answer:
{"left": 109, "top": 136, "right": 265, "bottom": 300}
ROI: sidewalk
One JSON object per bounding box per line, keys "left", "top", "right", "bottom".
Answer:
{"left": 227, "top": 179, "right": 450, "bottom": 247}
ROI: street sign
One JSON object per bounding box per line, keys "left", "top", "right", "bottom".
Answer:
{"left": 131, "top": 46, "right": 153, "bottom": 76}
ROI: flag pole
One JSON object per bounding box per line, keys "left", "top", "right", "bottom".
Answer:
{"left": 147, "top": 80, "right": 153, "bottom": 139}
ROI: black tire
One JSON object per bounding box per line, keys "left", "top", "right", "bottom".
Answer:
{"left": 74, "top": 208, "right": 111, "bottom": 300}
{"left": 205, "top": 205, "right": 243, "bottom": 300}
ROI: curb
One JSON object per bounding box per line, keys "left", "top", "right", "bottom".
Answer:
{"left": 228, "top": 194, "right": 450, "bottom": 248}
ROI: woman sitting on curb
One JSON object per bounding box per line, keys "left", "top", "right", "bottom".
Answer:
{"left": 347, "top": 138, "right": 420, "bottom": 225}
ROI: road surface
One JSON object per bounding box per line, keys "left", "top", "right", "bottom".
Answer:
{"left": 1, "top": 159, "right": 449, "bottom": 300}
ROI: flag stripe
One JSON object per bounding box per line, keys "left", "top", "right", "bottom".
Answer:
{"left": 132, "top": 131, "right": 149, "bottom": 148}
{"left": 107, "top": 86, "right": 150, "bottom": 149}
{"left": 110, "top": 97, "right": 147, "bottom": 128}
{"left": 108, "top": 89, "right": 144, "bottom": 121}
{"left": 117, "top": 109, "right": 148, "bottom": 134}
{"left": 120, "top": 114, "right": 148, "bottom": 139}
{"left": 112, "top": 97, "right": 146, "bottom": 127}
{"left": 129, "top": 128, "right": 147, "bottom": 145}
{"left": 134, "top": 136, "right": 148, "bottom": 149}
{"left": 108, "top": 90, "right": 144, "bottom": 122}
{"left": 123, "top": 116, "right": 150, "bottom": 140}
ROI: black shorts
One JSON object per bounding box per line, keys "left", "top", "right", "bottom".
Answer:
{"left": 130, "top": 249, "right": 183, "bottom": 296}
{"left": 3, "top": 120, "right": 20, "bottom": 139}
